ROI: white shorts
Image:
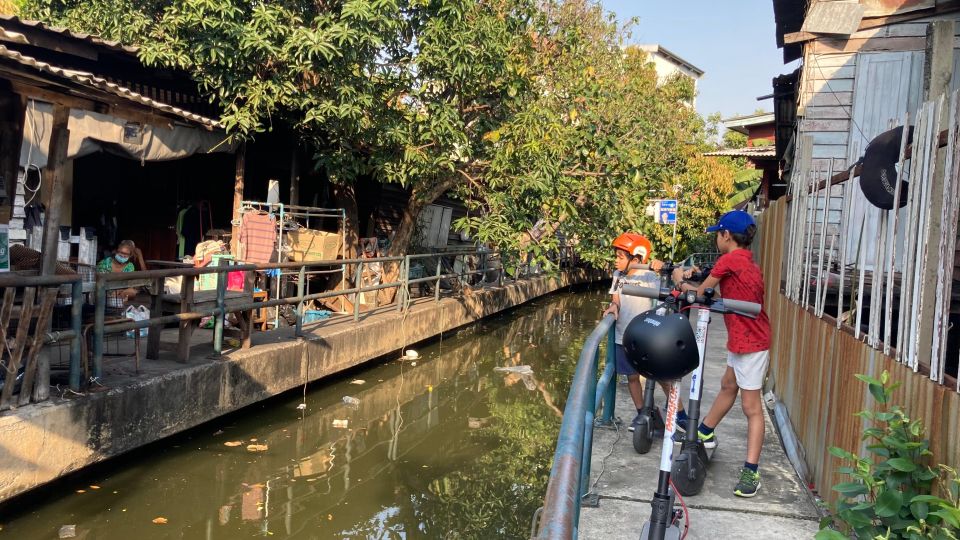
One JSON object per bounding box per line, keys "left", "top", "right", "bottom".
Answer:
{"left": 727, "top": 350, "right": 770, "bottom": 391}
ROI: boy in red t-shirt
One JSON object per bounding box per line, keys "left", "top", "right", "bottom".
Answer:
{"left": 672, "top": 210, "right": 770, "bottom": 498}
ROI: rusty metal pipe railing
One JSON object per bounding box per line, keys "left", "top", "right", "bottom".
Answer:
{"left": 537, "top": 314, "right": 616, "bottom": 539}
{"left": 0, "top": 246, "right": 561, "bottom": 403}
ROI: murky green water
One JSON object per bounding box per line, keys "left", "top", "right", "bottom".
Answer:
{"left": 2, "top": 288, "right": 605, "bottom": 539}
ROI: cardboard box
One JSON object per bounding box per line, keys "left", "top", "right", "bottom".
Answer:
{"left": 286, "top": 229, "right": 341, "bottom": 262}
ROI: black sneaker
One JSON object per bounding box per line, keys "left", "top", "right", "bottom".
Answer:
{"left": 628, "top": 413, "right": 642, "bottom": 432}
{"left": 670, "top": 416, "right": 689, "bottom": 442}
{"left": 734, "top": 467, "right": 761, "bottom": 498}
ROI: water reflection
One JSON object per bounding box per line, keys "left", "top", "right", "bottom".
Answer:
{"left": 2, "top": 288, "right": 604, "bottom": 539}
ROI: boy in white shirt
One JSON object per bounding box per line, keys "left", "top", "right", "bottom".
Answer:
{"left": 603, "top": 233, "right": 688, "bottom": 432}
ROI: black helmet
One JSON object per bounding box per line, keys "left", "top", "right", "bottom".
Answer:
{"left": 623, "top": 310, "right": 699, "bottom": 381}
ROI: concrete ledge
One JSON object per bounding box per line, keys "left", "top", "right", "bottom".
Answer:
{"left": 0, "top": 269, "right": 601, "bottom": 503}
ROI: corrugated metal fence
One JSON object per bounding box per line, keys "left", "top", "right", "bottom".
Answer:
{"left": 756, "top": 198, "right": 960, "bottom": 502}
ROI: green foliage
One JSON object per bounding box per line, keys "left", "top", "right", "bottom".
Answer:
{"left": 722, "top": 129, "right": 747, "bottom": 149}
{"left": 23, "top": 0, "right": 734, "bottom": 265}
{"left": 818, "top": 371, "right": 960, "bottom": 540}
{"left": 455, "top": 1, "right": 732, "bottom": 265}
{"left": 728, "top": 167, "right": 762, "bottom": 210}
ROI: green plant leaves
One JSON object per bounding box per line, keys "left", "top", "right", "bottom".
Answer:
{"left": 875, "top": 489, "right": 903, "bottom": 518}
{"left": 889, "top": 458, "right": 919, "bottom": 472}
{"left": 821, "top": 371, "right": 960, "bottom": 539}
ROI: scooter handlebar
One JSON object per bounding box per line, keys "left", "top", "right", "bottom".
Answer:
{"left": 718, "top": 298, "right": 762, "bottom": 317}
{"left": 620, "top": 284, "right": 668, "bottom": 301}
{"left": 621, "top": 284, "right": 762, "bottom": 318}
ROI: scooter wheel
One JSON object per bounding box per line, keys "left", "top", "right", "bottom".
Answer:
{"left": 633, "top": 416, "right": 654, "bottom": 454}
{"left": 671, "top": 451, "right": 707, "bottom": 496}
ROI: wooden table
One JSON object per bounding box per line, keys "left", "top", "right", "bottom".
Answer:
{"left": 149, "top": 289, "right": 254, "bottom": 362}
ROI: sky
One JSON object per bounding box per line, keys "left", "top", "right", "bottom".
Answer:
{"left": 600, "top": 0, "right": 797, "bottom": 121}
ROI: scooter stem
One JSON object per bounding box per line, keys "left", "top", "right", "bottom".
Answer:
{"left": 684, "top": 306, "right": 711, "bottom": 443}
{"left": 647, "top": 380, "right": 682, "bottom": 540}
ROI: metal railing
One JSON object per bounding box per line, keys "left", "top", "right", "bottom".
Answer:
{"left": 0, "top": 246, "right": 582, "bottom": 400}
{"left": 536, "top": 314, "right": 617, "bottom": 539}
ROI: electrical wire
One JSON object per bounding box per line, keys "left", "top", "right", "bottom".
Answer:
{"left": 669, "top": 478, "right": 691, "bottom": 540}
{"left": 584, "top": 406, "right": 622, "bottom": 497}
{"left": 809, "top": 54, "right": 869, "bottom": 149}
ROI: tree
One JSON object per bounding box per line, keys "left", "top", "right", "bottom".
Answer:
{"left": 457, "top": 1, "right": 731, "bottom": 266}
{"left": 22, "top": 0, "right": 733, "bottom": 274}
{"left": 722, "top": 129, "right": 748, "bottom": 149}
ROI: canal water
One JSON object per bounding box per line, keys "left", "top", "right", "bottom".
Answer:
{"left": 2, "top": 287, "right": 606, "bottom": 539}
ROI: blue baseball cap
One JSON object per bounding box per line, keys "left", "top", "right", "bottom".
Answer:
{"left": 706, "top": 210, "right": 755, "bottom": 234}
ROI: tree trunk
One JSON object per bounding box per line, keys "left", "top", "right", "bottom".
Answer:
{"left": 331, "top": 184, "right": 360, "bottom": 311}
{"left": 378, "top": 178, "right": 458, "bottom": 305}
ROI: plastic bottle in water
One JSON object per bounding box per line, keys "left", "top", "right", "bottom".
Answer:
{"left": 342, "top": 396, "right": 360, "bottom": 407}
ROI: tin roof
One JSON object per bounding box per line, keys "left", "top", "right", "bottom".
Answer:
{"left": 0, "top": 15, "right": 140, "bottom": 55}
{"left": 703, "top": 146, "right": 777, "bottom": 160}
{"left": 0, "top": 44, "right": 220, "bottom": 129}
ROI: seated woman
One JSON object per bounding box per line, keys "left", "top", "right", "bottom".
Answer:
{"left": 97, "top": 240, "right": 144, "bottom": 306}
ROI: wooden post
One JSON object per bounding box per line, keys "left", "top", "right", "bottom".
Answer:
{"left": 289, "top": 146, "right": 300, "bottom": 207}
{"left": 176, "top": 275, "right": 195, "bottom": 363}
{"left": 147, "top": 277, "right": 163, "bottom": 359}
{"left": 916, "top": 20, "right": 954, "bottom": 369}
{"left": 230, "top": 142, "right": 246, "bottom": 256}
{"left": 39, "top": 104, "right": 69, "bottom": 275}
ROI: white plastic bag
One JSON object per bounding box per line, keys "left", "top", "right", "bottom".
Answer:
{"left": 125, "top": 305, "right": 149, "bottom": 339}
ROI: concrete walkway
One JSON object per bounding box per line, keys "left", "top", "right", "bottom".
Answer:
{"left": 579, "top": 318, "right": 821, "bottom": 539}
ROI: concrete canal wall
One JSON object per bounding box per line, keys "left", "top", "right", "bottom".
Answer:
{"left": 0, "top": 269, "right": 601, "bottom": 503}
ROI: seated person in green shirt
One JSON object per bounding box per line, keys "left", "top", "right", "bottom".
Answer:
{"left": 97, "top": 239, "right": 143, "bottom": 306}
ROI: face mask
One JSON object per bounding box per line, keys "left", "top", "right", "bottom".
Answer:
{"left": 115, "top": 254, "right": 130, "bottom": 264}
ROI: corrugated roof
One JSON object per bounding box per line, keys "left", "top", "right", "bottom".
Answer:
{"left": 703, "top": 146, "right": 777, "bottom": 159}
{"left": 0, "top": 44, "right": 221, "bottom": 129}
{"left": 0, "top": 15, "right": 139, "bottom": 55}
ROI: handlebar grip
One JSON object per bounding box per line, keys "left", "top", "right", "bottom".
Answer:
{"left": 721, "top": 298, "right": 762, "bottom": 317}
{"left": 620, "top": 285, "right": 663, "bottom": 300}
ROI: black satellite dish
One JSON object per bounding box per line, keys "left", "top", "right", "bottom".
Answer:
{"left": 859, "top": 125, "right": 913, "bottom": 210}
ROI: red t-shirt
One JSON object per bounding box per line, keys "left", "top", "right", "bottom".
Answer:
{"left": 710, "top": 249, "right": 771, "bottom": 354}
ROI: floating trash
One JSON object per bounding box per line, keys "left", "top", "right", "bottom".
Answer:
{"left": 58, "top": 525, "right": 76, "bottom": 538}
{"left": 332, "top": 419, "right": 349, "bottom": 429}
{"left": 342, "top": 396, "right": 360, "bottom": 407}
{"left": 494, "top": 365, "right": 534, "bottom": 375}
{"left": 401, "top": 350, "right": 419, "bottom": 361}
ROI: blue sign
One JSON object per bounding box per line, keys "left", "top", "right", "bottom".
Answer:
{"left": 656, "top": 200, "right": 677, "bottom": 225}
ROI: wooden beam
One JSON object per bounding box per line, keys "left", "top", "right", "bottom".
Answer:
{"left": 809, "top": 36, "right": 927, "bottom": 54}
{"left": 38, "top": 104, "right": 69, "bottom": 276}
{"left": 230, "top": 142, "right": 246, "bottom": 257}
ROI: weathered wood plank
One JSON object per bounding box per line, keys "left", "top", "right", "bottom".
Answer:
{"left": 801, "top": 118, "right": 852, "bottom": 132}
{"left": 808, "top": 64, "right": 857, "bottom": 80}
{"left": 805, "top": 92, "right": 854, "bottom": 107}
{"left": 810, "top": 53, "right": 858, "bottom": 68}
{"left": 805, "top": 106, "right": 853, "bottom": 120}
{"left": 807, "top": 78, "right": 856, "bottom": 93}
{"left": 810, "top": 36, "right": 927, "bottom": 54}
{"left": 0, "top": 287, "right": 35, "bottom": 409}
{"left": 810, "top": 132, "right": 850, "bottom": 146}
{"left": 18, "top": 288, "right": 57, "bottom": 406}
{"left": 812, "top": 144, "right": 849, "bottom": 159}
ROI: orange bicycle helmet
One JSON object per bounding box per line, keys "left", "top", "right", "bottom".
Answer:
{"left": 612, "top": 233, "right": 652, "bottom": 264}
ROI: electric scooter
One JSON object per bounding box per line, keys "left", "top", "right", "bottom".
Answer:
{"left": 671, "top": 288, "right": 716, "bottom": 496}
{"left": 621, "top": 284, "right": 761, "bottom": 540}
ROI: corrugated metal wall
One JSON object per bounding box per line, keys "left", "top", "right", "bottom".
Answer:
{"left": 757, "top": 198, "right": 960, "bottom": 503}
